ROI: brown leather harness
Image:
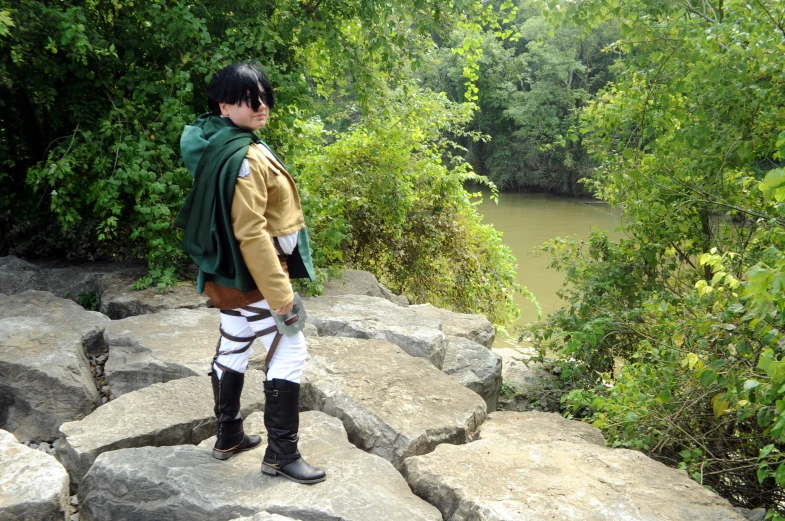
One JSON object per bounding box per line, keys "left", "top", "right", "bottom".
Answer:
{"left": 212, "top": 305, "right": 283, "bottom": 374}
{"left": 210, "top": 236, "right": 291, "bottom": 375}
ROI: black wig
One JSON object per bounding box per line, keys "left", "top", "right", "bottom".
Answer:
{"left": 207, "top": 61, "right": 275, "bottom": 115}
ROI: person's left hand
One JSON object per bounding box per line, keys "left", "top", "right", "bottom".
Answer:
{"left": 273, "top": 301, "right": 293, "bottom": 315}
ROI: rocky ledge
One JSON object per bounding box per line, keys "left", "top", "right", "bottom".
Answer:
{"left": 402, "top": 411, "right": 746, "bottom": 521}
{"left": 103, "top": 307, "right": 267, "bottom": 396}
{"left": 78, "top": 411, "right": 442, "bottom": 521}
{"left": 0, "top": 260, "right": 765, "bottom": 521}
{"left": 58, "top": 370, "right": 267, "bottom": 483}
{"left": 0, "top": 255, "right": 207, "bottom": 318}
{"left": 303, "top": 336, "right": 486, "bottom": 469}
{"left": 0, "top": 291, "right": 108, "bottom": 441}
{"left": 0, "top": 429, "right": 70, "bottom": 521}
{"left": 305, "top": 294, "right": 447, "bottom": 368}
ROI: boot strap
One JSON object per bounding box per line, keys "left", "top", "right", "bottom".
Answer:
{"left": 265, "top": 450, "right": 301, "bottom": 466}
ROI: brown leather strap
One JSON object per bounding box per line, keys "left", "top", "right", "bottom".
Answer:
{"left": 212, "top": 360, "right": 242, "bottom": 374}
{"left": 211, "top": 336, "right": 247, "bottom": 376}
{"left": 246, "top": 324, "right": 283, "bottom": 371}
{"left": 273, "top": 236, "right": 286, "bottom": 257}
{"left": 242, "top": 305, "right": 272, "bottom": 316}
{"left": 212, "top": 329, "right": 255, "bottom": 375}
{"left": 254, "top": 325, "right": 279, "bottom": 338}
{"left": 265, "top": 331, "right": 283, "bottom": 369}
{"left": 213, "top": 309, "right": 284, "bottom": 374}
{"left": 219, "top": 327, "right": 255, "bottom": 343}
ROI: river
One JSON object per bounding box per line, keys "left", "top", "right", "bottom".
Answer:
{"left": 477, "top": 192, "right": 622, "bottom": 345}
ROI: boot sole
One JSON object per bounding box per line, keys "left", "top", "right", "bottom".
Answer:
{"left": 262, "top": 463, "right": 327, "bottom": 484}
{"left": 212, "top": 440, "right": 262, "bottom": 461}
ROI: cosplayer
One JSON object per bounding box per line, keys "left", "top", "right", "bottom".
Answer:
{"left": 176, "top": 61, "right": 326, "bottom": 484}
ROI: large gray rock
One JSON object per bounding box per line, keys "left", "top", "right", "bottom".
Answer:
{"left": 58, "top": 370, "right": 267, "bottom": 483}
{"left": 230, "top": 515, "right": 299, "bottom": 521}
{"left": 0, "top": 429, "right": 69, "bottom": 521}
{"left": 304, "top": 294, "right": 447, "bottom": 368}
{"left": 442, "top": 336, "right": 502, "bottom": 412}
{"left": 409, "top": 303, "right": 495, "bottom": 347}
{"left": 79, "top": 411, "right": 442, "bottom": 521}
{"left": 322, "top": 269, "right": 408, "bottom": 306}
{"left": 0, "top": 256, "right": 41, "bottom": 296}
{"left": 0, "top": 255, "right": 207, "bottom": 320}
{"left": 402, "top": 411, "right": 745, "bottom": 521}
{"left": 104, "top": 308, "right": 266, "bottom": 396}
{"left": 302, "top": 336, "right": 486, "bottom": 470}
{"left": 0, "top": 291, "right": 107, "bottom": 441}
{"left": 98, "top": 274, "right": 208, "bottom": 319}
{"left": 0, "top": 255, "right": 142, "bottom": 305}
{"left": 321, "top": 269, "right": 391, "bottom": 299}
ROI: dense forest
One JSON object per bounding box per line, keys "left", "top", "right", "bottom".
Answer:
{"left": 3, "top": 0, "right": 785, "bottom": 515}
{"left": 416, "top": 4, "right": 619, "bottom": 194}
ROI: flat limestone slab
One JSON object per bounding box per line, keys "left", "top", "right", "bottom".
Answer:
{"left": 0, "top": 255, "right": 207, "bottom": 320}
{"left": 0, "top": 291, "right": 106, "bottom": 441}
{"left": 230, "top": 515, "right": 298, "bottom": 521}
{"left": 104, "top": 308, "right": 266, "bottom": 396}
{"left": 302, "top": 336, "right": 486, "bottom": 470}
{"left": 304, "top": 294, "right": 447, "bottom": 368}
{"left": 409, "top": 303, "right": 495, "bottom": 347}
{"left": 58, "top": 370, "right": 267, "bottom": 484}
{"left": 0, "top": 255, "right": 143, "bottom": 306}
{"left": 0, "top": 429, "right": 69, "bottom": 521}
{"left": 442, "top": 336, "right": 502, "bottom": 412}
{"left": 79, "top": 411, "right": 442, "bottom": 521}
{"left": 322, "top": 269, "right": 408, "bottom": 306}
{"left": 402, "top": 411, "right": 746, "bottom": 521}
{"left": 98, "top": 274, "right": 208, "bottom": 319}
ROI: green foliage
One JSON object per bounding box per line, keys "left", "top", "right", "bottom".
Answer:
{"left": 1, "top": 0, "right": 522, "bottom": 326}
{"left": 2, "top": 0, "right": 309, "bottom": 271}
{"left": 77, "top": 290, "right": 98, "bottom": 311}
{"left": 535, "top": 0, "right": 785, "bottom": 512}
{"left": 500, "top": 380, "right": 520, "bottom": 399}
{"left": 292, "top": 85, "right": 522, "bottom": 326}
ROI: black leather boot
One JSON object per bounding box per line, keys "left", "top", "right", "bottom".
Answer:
{"left": 211, "top": 370, "right": 262, "bottom": 460}
{"left": 261, "top": 378, "right": 326, "bottom": 484}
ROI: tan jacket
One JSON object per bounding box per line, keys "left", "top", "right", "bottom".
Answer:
{"left": 204, "top": 143, "right": 304, "bottom": 309}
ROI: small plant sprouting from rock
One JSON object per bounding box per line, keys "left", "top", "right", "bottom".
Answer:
{"left": 500, "top": 381, "right": 521, "bottom": 400}
{"left": 78, "top": 291, "right": 98, "bottom": 311}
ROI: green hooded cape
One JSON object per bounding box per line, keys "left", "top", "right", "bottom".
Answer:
{"left": 176, "top": 114, "right": 314, "bottom": 294}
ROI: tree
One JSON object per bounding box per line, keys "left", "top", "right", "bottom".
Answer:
{"left": 535, "top": 0, "right": 785, "bottom": 511}
{"left": 1, "top": 0, "right": 523, "bottom": 325}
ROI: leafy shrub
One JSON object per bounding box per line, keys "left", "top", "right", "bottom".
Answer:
{"left": 535, "top": 0, "right": 785, "bottom": 513}
{"left": 292, "top": 86, "right": 522, "bottom": 326}
{"left": 2, "top": 1, "right": 523, "bottom": 325}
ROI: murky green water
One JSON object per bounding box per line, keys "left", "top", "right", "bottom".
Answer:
{"left": 477, "top": 192, "right": 622, "bottom": 341}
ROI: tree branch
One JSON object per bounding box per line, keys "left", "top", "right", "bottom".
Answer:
{"left": 753, "top": 0, "right": 785, "bottom": 39}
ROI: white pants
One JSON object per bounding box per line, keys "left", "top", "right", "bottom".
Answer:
{"left": 212, "top": 298, "right": 307, "bottom": 383}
